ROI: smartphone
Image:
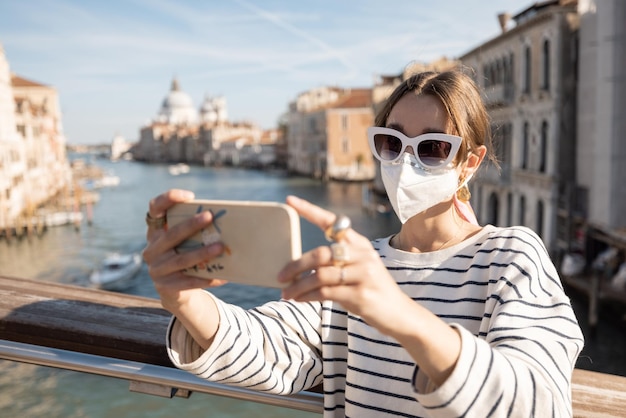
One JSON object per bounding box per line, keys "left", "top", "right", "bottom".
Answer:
{"left": 166, "top": 199, "right": 302, "bottom": 288}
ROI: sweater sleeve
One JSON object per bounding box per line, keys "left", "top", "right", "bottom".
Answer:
{"left": 166, "top": 291, "right": 324, "bottom": 394}
{"left": 412, "top": 227, "right": 584, "bottom": 417}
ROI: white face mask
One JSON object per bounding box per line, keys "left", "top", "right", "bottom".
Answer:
{"left": 381, "top": 153, "right": 459, "bottom": 223}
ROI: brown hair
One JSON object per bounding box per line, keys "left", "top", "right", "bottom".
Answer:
{"left": 375, "top": 70, "right": 498, "bottom": 168}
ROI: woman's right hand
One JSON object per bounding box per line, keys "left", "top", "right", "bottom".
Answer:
{"left": 142, "top": 189, "right": 227, "bottom": 315}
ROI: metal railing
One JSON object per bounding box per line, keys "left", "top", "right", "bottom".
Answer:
{"left": 0, "top": 339, "right": 324, "bottom": 414}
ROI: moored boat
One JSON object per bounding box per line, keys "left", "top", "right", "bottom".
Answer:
{"left": 89, "top": 252, "right": 142, "bottom": 291}
{"left": 168, "top": 163, "right": 190, "bottom": 175}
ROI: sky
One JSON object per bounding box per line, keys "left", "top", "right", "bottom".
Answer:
{"left": 0, "top": 0, "right": 531, "bottom": 145}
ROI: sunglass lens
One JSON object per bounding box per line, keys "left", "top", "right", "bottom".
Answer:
{"left": 374, "top": 134, "right": 403, "bottom": 160}
{"left": 417, "top": 140, "right": 452, "bottom": 166}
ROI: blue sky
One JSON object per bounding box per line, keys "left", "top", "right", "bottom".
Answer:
{"left": 0, "top": 0, "right": 530, "bottom": 145}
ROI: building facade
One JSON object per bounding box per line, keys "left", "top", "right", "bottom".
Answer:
{"left": 0, "top": 43, "right": 72, "bottom": 230}
{"left": 576, "top": 0, "right": 626, "bottom": 242}
{"left": 133, "top": 78, "right": 280, "bottom": 168}
{"left": 286, "top": 87, "right": 375, "bottom": 181}
{"left": 459, "top": 0, "right": 580, "bottom": 256}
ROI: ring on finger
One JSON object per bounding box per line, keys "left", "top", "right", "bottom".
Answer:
{"left": 145, "top": 212, "right": 167, "bottom": 229}
{"left": 325, "top": 214, "right": 351, "bottom": 242}
{"left": 338, "top": 266, "right": 346, "bottom": 285}
{"left": 330, "top": 242, "right": 349, "bottom": 267}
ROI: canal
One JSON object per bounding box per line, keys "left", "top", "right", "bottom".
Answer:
{"left": 0, "top": 156, "right": 624, "bottom": 417}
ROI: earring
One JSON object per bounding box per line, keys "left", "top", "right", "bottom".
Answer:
{"left": 457, "top": 177, "right": 471, "bottom": 202}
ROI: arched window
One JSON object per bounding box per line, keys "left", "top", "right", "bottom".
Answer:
{"left": 519, "top": 195, "right": 526, "bottom": 226}
{"left": 536, "top": 200, "right": 544, "bottom": 238}
{"left": 505, "top": 53, "right": 515, "bottom": 101}
{"left": 507, "top": 192, "right": 513, "bottom": 226}
{"left": 522, "top": 122, "right": 529, "bottom": 169}
{"left": 483, "top": 64, "right": 489, "bottom": 87}
{"left": 488, "top": 192, "right": 499, "bottom": 225}
{"left": 524, "top": 45, "right": 531, "bottom": 93}
{"left": 540, "top": 121, "right": 548, "bottom": 173}
{"left": 542, "top": 39, "right": 550, "bottom": 91}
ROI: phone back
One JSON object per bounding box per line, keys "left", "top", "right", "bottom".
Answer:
{"left": 167, "top": 200, "right": 301, "bottom": 288}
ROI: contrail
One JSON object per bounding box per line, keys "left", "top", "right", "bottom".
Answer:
{"left": 230, "top": 0, "right": 356, "bottom": 74}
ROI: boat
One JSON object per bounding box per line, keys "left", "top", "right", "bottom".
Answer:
{"left": 43, "top": 211, "right": 84, "bottom": 227}
{"left": 89, "top": 252, "right": 142, "bottom": 291}
{"left": 82, "top": 174, "right": 121, "bottom": 189}
{"left": 93, "top": 175, "right": 121, "bottom": 188}
{"left": 168, "top": 163, "right": 190, "bottom": 176}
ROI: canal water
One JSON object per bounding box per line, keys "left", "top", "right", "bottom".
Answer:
{"left": 0, "top": 156, "right": 624, "bottom": 417}
{"left": 0, "top": 156, "right": 401, "bottom": 418}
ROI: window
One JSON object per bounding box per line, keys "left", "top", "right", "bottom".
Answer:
{"left": 507, "top": 192, "right": 513, "bottom": 226}
{"left": 342, "top": 137, "right": 350, "bottom": 154}
{"left": 341, "top": 115, "right": 348, "bottom": 131}
{"left": 522, "top": 122, "right": 529, "bottom": 169}
{"left": 483, "top": 64, "right": 490, "bottom": 87}
{"left": 505, "top": 53, "right": 515, "bottom": 101}
{"left": 492, "top": 124, "right": 505, "bottom": 163}
{"left": 488, "top": 192, "right": 499, "bottom": 225}
{"left": 542, "top": 39, "right": 550, "bottom": 91}
{"left": 503, "top": 123, "right": 513, "bottom": 167}
{"left": 523, "top": 45, "right": 531, "bottom": 93}
{"left": 536, "top": 200, "right": 544, "bottom": 237}
{"left": 519, "top": 195, "right": 526, "bottom": 225}
{"left": 540, "top": 121, "right": 548, "bottom": 173}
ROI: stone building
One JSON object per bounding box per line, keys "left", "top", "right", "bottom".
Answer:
{"left": 0, "top": 42, "right": 71, "bottom": 230}
{"left": 286, "top": 87, "right": 375, "bottom": 181}
{"left": 459, "top": 0, "right": 580, "bottom": 255}
{"left": 134, "top": 78, "right": 277, "bottom": 167}
{"left": 0, "top": 42, "right": 22, "bottom": 229}
{"left": 110, "top": 133, "right": 133, "bottom": 161}
{"left": 575, "top": 0, "right": 626, "bottom": 255}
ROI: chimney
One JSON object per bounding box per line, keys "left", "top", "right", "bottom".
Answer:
{"left": 497, "top": 13, "right": 511, "bottom": 33}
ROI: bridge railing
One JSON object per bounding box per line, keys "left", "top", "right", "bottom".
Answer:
{"left": 1, "top": 275, "right": 625, "bottom": 416}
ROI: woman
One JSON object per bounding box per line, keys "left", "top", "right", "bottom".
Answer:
{"left": 143, "top": 70, "right": 584, "bottom": 417}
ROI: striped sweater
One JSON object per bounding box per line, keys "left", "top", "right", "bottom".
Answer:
{"left": 167, "top": 225, "right": 584, "bottom": 417}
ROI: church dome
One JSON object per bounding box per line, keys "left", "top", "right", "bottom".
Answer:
{"left": 200, "top": 95, "right": 214, "bottom": 113}
{"left": 200, "top": 94, "right": 217, "bottom": 123}
{"left": 157, "top": 78, "right": 198, "bottom": 125}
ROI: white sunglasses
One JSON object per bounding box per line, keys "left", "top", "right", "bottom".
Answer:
{"left": 367, "top": 127, "right": 462, "bottom": 169}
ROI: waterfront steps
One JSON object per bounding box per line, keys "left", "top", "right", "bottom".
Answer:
{"left": 0, "top": 275, "right": 625, "bottom": 416}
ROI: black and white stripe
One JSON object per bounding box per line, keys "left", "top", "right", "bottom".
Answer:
{"left": 168, "top": 225, "right": 584, "bottom": 417}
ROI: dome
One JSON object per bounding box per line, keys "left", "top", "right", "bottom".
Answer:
{"left": 162, "top": 90, "right": 194, "bottom": 109}
{"left": 199, "top": 94, "right": 228, "bottom": 124}
{"left": 200, "top": 95, "right": 214, "bottom": 113}
{"left": 200, "top": 94, "right": 217, "bottom": 123}
{"left": 157, "top": 78, "right": 198, "bottom": 125}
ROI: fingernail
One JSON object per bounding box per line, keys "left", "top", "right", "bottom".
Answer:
{"left": 206, "top": 242, "right": 223, "bottom": 255}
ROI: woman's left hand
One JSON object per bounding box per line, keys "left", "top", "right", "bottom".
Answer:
{"left": 278, "top": 195, "right": 413, "bottom": 335}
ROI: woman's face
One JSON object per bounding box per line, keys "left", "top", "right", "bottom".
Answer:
{"left": 385, "top": 93, "right": 471, "bottom": 175}
{"left": 385, "top": 93, "right": 450, "bottom": 145}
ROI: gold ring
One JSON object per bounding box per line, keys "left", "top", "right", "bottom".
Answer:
{"left": 145, "top": 212, "right": 167, "bottom": 229}
{"left": 339, "top": 267, "right": 346, "bottom": 284}
{"left": 330, "top": 242, "right": 349, "bottom": 267}
{"left": 324, "top": 214, "right": 351, "bottom": 242}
